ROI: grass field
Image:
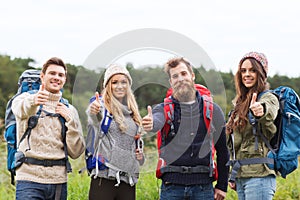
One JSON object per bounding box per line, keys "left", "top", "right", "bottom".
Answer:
{"left": 0, "top": 138, "right": 299, "bottom": 200}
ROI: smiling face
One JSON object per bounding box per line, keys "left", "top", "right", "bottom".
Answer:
{"left": 40, "top": 64, "right": 66, "bottom": 93}
{"left": 169, "top": 62, "right": 196, "bottom": 102}
{"left": 169, "top": 62, "right": 195, "bottom": 86}
{"left": 110, "top": 74, "right": 129, "bottom": 102}
{"left": 240, "top": 59, "right": 258, "bottom": 88}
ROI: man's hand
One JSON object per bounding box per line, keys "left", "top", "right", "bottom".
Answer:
{"left": 229, "top": 181, "right": 236, "bottom": 191}
{"left": 214, "top": 188, "right": 226, "bottom": 200}
{"left": 56, "top": 102, "right": 70, "bottom": 120}
{"left": 34, "top": 84, "right": 49, "bottom": 105}
{"left": 142, "top": 105, "right": 153, "bottom": 132}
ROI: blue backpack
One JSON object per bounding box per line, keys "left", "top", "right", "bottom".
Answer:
{"left": 257, "top": 86, "right": 300, "bottom": 178}
{"left": 4, "top": 69, "right": 71, "bottom": 185}
{"left": 79, "top": 96, "right": 113, "bottom": 174}
{"left": 228, "top": 86, "right": 300, "bottom": 181}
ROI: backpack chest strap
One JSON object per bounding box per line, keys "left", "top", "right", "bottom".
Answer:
{"left": 226, "top": 157, "right": 274, "bottom": 182}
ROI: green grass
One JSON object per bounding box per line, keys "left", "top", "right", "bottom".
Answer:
{"left": 1, "top": 139, "right": 299, "bottom": 200}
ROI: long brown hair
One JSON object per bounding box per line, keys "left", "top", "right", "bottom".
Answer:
{"left": 226, "top": 58, "right": 269, "bottom": 134}
{"left": 102, "top": 76, "right": 142, "bottom": 133}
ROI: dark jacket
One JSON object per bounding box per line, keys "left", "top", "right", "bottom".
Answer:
{"left": 152, "top": 91, "right": 229, "bottom": 192}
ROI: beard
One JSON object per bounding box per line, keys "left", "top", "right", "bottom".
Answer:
{"left": 172, "top": 80, "right": 196, "bottom": 102}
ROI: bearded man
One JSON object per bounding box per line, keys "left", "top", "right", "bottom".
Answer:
{"left": 142, "top": 57, "right": 229, "bottom": 200}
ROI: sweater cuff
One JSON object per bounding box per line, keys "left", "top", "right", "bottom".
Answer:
{"left": 29, "top": 94, "right": 37, "bottom": 106}
{"left": 215, "top": 181, "right": 228, "bottom": 192}
{"left": 63, "top": 109, "right": 73, "bottom": 122}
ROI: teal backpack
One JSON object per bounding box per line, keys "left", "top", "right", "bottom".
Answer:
{"left": 4, "top": 69, "right": 71, "bottom": 185}
{"left": 228, "top": 86, "right": 300, "bottom": 181}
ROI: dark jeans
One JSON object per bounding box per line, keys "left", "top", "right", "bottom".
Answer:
{"left": 160, "top": 182, "right": 214, "bottom": 200}
{"left": 16, "top": 181, "right": 67, "bottom": 200}
{"left": 89, "top": 177, "right": 135, "bottom": 200}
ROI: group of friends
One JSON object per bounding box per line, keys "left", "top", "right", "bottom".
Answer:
{"left": 11, "top": 51, "right": 279, "bottom": 200}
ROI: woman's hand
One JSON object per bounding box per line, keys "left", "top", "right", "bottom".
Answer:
{"left": 249, "top": 93, "right": 264, "bottom": 117}
{"left": 135, "top": 149, "right": 143, "bottom": 161}
{"left": 90, "top": 92, "right": 102, "bottom": 115}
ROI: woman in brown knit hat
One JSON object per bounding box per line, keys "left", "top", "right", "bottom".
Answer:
{"left": 226, "top": 52, "right": 279, "bottom": 200}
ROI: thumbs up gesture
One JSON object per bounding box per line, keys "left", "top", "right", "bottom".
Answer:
{"left": 90, "top": 92, "right": 102, "bottom": 115}
{"left": 142, "top": 105, "right": 153, "bottom": 132}
{"left": 249, "top": 93, "right": 264, "bottom": 117}
{"left": 34, "top": 83, "right": 49, "bottom": 105}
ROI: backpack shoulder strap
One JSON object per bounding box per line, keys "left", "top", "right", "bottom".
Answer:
{"left": 60, "top": 97, "right": 69, "bottom": 107}
{"left": 42, "top": 97, "right": 72, "bottom": 172}
{"left": 194, "top": 84, "right": 213, "bottom": 131}
{"left": 161, "top": 97, "right": 175, "bottom": 138}
{"left": 100, "top": 109, "right": 113, "bottom": 135}
{"left": 201, "top": 94, "right": 213, "bottom": 132}
{"left": 89, "top": 95, "right": 113, "bottom": 135}
{"left": 162, "top": 85, "right": 214, "bottom": 137}
{"left": 248, "top": 90, "right": 276, "bottom": 151}
{"left": 197, "top": 86, "right": 215, "bottom": 178}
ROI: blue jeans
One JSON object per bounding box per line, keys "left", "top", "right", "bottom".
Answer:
{"left": 160, "top": 182, "right": 214, "bottom": 200}
{"left": 236, "top": 175, "right": 276, "bottom": 200}
{"left": 16, "top": 181, "right": 67, "bottom": 200}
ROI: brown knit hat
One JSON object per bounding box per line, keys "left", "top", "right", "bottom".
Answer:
{"left": 239, "top": 52, "right": 268, "bottom": 77}
{"left": 103, "top": 64, "right": 132, "bottom": 87}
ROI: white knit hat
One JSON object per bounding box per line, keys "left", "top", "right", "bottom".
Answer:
{"left": 103, "top": 64, "right": 132, "bottom": 87}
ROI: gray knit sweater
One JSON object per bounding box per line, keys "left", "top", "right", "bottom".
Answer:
{"left": 88, "top": 104, "right": 143, "bottom": 185}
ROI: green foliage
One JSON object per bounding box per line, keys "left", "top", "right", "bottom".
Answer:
{"left": 136, "top": 172, "right": 161, "bottom": 200}
{"left": 0, "top": 141, "right": 16, "bottom": 200}
{"left": 130, "top": 66, "right": 169, "bottom": 110}
{"left": 68, "top": 172, "right": 90, "bottom": 200}
{"left": 135, "top": 83, "right": 168, "bottom": 112}
{"left": 67, "top": 155, "right": 90, "bottom": 200}
{"left": 273, "top": 168, "right": 300, "bottom": 200}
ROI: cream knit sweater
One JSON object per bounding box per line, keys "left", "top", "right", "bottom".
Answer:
{"left": 12, "top": 92, "right": 85, "bottom": 184}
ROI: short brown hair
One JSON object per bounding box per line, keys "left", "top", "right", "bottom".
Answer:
{"left": 42, "top": 57, "right": 67, "bottom": 74}
{"left": 164, "top": 57, "right": 193, "bottom": 77}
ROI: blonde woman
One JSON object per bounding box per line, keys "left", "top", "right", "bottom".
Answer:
{"left": 87, "top": 64, "right": 144, "bottom": 200}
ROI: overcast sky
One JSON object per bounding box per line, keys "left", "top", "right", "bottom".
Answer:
{"left": 1, "top": 0, "right": 300, "bottom": 77}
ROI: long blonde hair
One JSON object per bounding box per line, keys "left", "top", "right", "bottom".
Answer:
{"left": 102, "top": 76, "right": 142, "bottom": 133}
